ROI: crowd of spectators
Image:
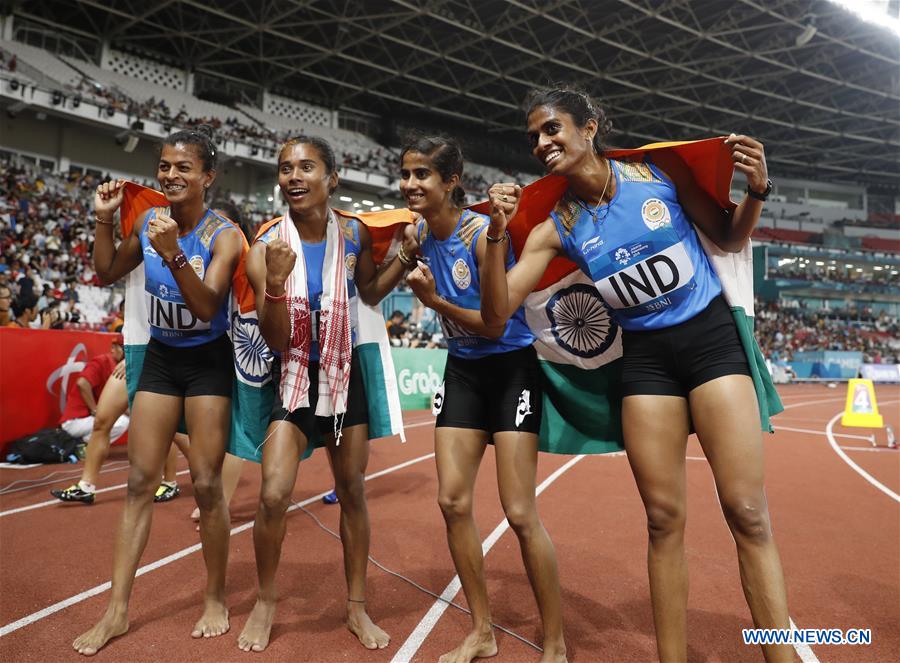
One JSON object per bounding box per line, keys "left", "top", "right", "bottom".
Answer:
{"left": 755, "top": 298, "right": 899, "bottom": 364}
{"left": 768, "top": 261, "right": 900, "bottom": 289}
{"left": 0, "top": 160, "right": 115, "bottom": 329}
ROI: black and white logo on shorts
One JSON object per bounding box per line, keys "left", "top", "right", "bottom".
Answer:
{"left": 515, "top": 389, "right": 532, "bottom": 428}
{"left": 432, "top": 383, "right": 445, "bottom": 416}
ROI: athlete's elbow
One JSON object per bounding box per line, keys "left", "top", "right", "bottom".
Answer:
{"left": 357, "top": 287, "right": 380, "bottom": 307}
{"left": 482, "top": 324, "right": 505, "bottom": 339}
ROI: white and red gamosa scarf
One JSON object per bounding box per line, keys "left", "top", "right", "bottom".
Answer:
{"left": 278, "top": 208, "right": 353, "bottom": 440}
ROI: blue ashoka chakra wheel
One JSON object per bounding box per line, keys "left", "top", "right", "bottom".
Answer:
{"left": 232, "top": 312, "right": 272, "bottom": 384}
{"left": 546, "top": 283, "right": 617, "bottom": 358}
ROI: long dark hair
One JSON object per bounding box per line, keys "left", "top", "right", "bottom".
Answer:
{"left": 163, "top": 124, "right": 218, "bottom": 171}
{"left": 399, "top": 134, "right": 466, "bottom": 207}
{"left": 524, "top": 86, "right": 613, "bottom": 155}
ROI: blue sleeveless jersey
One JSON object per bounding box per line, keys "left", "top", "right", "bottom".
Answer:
{"left": 552, "top": 158, "right": 721, "bottom": 331}
{"left": 418, "top": 210, "right": 534, "bottom": 359}
{"left": 140, "top": 208, "right": 235, "bottom": 347}
{"left": 257, "top": 213, "right": 360, "bottom": 360}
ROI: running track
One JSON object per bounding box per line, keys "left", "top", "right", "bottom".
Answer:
{"left": 1, "top": 384, "right": 897, "bottom": 661}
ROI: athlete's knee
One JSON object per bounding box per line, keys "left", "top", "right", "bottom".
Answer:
{"left": 91, "top": 413, "right": 114, "bottom": 435}
{"left": 644, "top": 499, "right": 686, "bottom": 541}
{"left": 258, "top": 482, "right": 291, "bottom": 518}
{"left": 721, "top": 494, "right": 772, "bottom": 543}
{"left": 502, "top": 500, "right": 540, "bottom": 536}
{"left": 191, "top": 472, "right": 223, "bottom": 510}
{"left": 438, "top": 492, "right": 473, "bottom": 522}
{"left": 334, "top": 472, "right": 366, "bottom": 507}
{"left": 126, "top": 466, "right": 157, "bottom": 500}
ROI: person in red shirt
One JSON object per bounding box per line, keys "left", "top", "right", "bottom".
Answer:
{"left": 57, "top": 335, "right": 128, "bottom": 441}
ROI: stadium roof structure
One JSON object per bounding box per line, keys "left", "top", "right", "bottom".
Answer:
{"left": 12, "top": 0, "right": 900, "bottom": 187}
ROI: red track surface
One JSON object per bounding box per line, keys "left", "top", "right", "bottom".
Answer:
{"left": 1, "top": 385, "right": 897, "bottom": 662}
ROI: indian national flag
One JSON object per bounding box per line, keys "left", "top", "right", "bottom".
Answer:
{"left": 469, "top": 137, "right": 783, "bottom": 455}
{"left": 119, "top": 184, "right": 412, "bottom": 461}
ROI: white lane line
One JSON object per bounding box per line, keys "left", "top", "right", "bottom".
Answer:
{"left": 775, "top": 426, "right": 876, "bottom": 442}
{"left": 790, "top": 617, "right": 820, "bottom": 663}
{"left": 0, "top": 469, "right": 192, "bottom": 519}
{"left": 391, "top": 454, "right": 585, "bottom": 663}
{"left": 782, "top": 397, "right": 847, "bottom": 411}
{"left": 840, "top": 446, "right": 897, "bottom": 453}
{"left": 0, "top": 420, "right": 437, "bottom": 519}
{"left": 0, "top": 448, "right": 437, "bottom": 638}
{"left": 0, "top": 461, "right": 134, "bottom": 495}
{"left": 825, "top": 412, "right": 899, "bottom": 503}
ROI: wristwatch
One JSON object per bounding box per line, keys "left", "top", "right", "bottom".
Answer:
{"left": 747, "top": 179, "right": 773, "bottom": 202}
{"left": 167, "top": 250, "right": 188, "bottom": 270}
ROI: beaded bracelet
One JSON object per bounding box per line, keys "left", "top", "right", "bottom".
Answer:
{"left": 264, "top": 290, "right": 286, "bottom": 302}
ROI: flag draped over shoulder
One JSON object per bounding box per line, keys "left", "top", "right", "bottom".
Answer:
{"left": 469, "top": 137, "right": 783, "bottom": 454}
{"left": 119, "top": 183, "right": 410, "bottom": 462}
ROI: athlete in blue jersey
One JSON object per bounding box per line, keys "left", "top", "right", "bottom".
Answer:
{"left": 401, "top": 136, "right": 568, "bottom": 663}
{"left": 239, "top": 136, "right": 417, "bottom": 654}
{"left": 482, "top": 88, "right": 791, "bottom": 662}
{"left": 77, "top": 126, "right": 242, "bottom": 656}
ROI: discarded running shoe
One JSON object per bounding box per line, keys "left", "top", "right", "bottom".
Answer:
{"left": 154, "top": 482, "right": 180, "bottom": 503}
{"left": 51, "top": 484, "right": 95, "bottom": 504}
{"left": 322, "top": 490, "right": 339, "bottom": 504}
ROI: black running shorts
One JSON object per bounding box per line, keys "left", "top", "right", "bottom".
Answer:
{"left": 269, "top": 352, "right": 368, "bottom": 443}
{"left": 137, "top": 335, "right": 234, "bottom": 398}
{"left": 434, "top": 345, "right": 542, "bottom": 435}
{"left": 621, "top": 294, "right": 751, "bottom": 397}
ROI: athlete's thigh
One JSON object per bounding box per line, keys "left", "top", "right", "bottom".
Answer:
{"left": 493, "top": 431, "right": 539, "bottom": 509}
{"left": 688, "top": 374, "right": 765, "bottom": 495}
{"left": 183, "top": 395, "right": 231, "bottom": 474}
{"left": 128, "top": 391, "right": 184, "bottom": 475}
{"left": 622, "top": 394, "right": 691, "bottom": 508}
{"left": 435, "top": 427, "right": 489, "bottom": 499}
{"left": 260, "top": 418, "right": 309, "bottom": 497}
{"left": 96, "top": 374, "right": 128, "bottom": 420}
{"left": 324, "top": 422, "right": 370, "bottom": 481}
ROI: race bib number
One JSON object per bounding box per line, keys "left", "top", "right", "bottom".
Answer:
{"left": 146, "top": 292, "right": 211, "bottom": 334}
{"left": 594, "top": 242, "right": 695, "bottom": 310}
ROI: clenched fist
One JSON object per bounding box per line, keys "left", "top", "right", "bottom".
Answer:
{"left": 487, "top": 183, "right": 521, "bottom": 238}
{"left": 147, "top": 212, "right": 180, "bottom": 262}
{"left": 94, "top": 179, "right": 126, "bottom": 224}
{"left": 406, "top": 262, "right": 438, "bottom": 308}
{"left": 265, "top": 239, "right": 297, "bottom": 292}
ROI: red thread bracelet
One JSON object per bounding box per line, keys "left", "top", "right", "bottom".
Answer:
{"left": 265, "top": 290, "right": 286, "bottom": 302}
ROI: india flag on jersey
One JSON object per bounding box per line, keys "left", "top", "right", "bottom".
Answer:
{"left": 119, "top": 183, "right": 409, "bottom": 462}
{"left": 469, "top": 137, "right": 783, "bottom": 456}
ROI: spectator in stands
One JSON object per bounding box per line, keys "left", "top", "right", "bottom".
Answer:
{"left": 7, "top": 292, "right": 38, "bottom": 328}
{"left": 0, "top": 283, "right": 11, "bottom": 326}
{"left": 386, "top": 309, "right": 409, "bottom": 346}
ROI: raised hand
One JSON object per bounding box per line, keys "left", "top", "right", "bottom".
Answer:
{"left": 725, "top": 133, "right": 769, "bottom": 196}
{"left": 401, "top": 222, "right": 420, "bottom": 259}
{"left": 147, "top": 212, "right": 181, "bottom": 263}
{"left": 407, "top": 262, "right": 438, "bottom": 308}
{"left": 487, "top": 183, "right": 522, "bottom": 238}
{"left": 94, "top": 179, "right": 127, "bottom": 223}
{"left": 264, "top": 239, "right": 297, "bottom": 292}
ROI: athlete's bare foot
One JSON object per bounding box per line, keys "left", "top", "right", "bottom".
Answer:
{"left": 346, "top": 602, "right": 390, "bottom": 650}
{"left": 538, "top": 643, "right": 568, "bottom": 663}
{"left": 438, "top": 629, "right": 498, "bottom": 663}
{"left": 72, "top": 610, "right": 129, "bottom": 656}
{"left": 237, "top": 599, "right": 277, "bottom": 652}
{"left": 191, "top": 600, "right": 229, "bottom": 638}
